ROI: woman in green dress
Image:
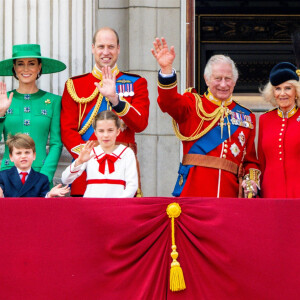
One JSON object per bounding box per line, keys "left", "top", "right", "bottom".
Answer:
{"left": 0, "top": 44, "right": 66, "bottom": 184}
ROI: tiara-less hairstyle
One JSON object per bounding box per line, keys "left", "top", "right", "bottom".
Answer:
{"left": 92, "top": 110, "right": 121, "bottom": 130}
{"left": 92, "top": 27, "right": 120, "bottom": 45}
{"left": 260, "top": 80, "right": 300, "bottom": 107}
{"left": 204, "top": 54, "right": 239, "bottom": 83}
{"left": 6, "top": 133, "right": 36, "bottom": 155}
{"left": 12, "top": 58, "right": 42, "bottom": 80}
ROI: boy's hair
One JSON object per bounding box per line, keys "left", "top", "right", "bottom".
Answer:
{"left": 6, "top": 133, "right": 36, "bottom": 155}
{"left": 92, "top": 110, "right": 121, "bottom": 129}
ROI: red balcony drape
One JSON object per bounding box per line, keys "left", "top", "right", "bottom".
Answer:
{"left": 0, "top": 197, "right": 299, "bottom": 299}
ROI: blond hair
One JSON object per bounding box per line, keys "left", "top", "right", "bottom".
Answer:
{"left": 260, "top": 80, "right": 300, "bottom": 107}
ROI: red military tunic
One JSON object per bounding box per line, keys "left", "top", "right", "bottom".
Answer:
{"left": 61, "top": 65, "right": 149, "bottom": 195}
{"left": 258, "top": 107, "right": 300, "bottom": 198}
{"left": 157, "top": 72, "right": 259, "bottom": 197}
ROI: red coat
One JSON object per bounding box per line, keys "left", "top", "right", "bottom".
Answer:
{"left": 61, "top": 70, "right": 149, "bottom": 195}
{"left": 258, "top": 108, "right": 300, "bottom": 198}
{"left": 157, "top": 75, "right": 259, "bottom": 198}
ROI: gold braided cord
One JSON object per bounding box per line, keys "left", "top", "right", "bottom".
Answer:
{"left": 172, "top": 93, "right": 224, "bottom": 141}
{"left": 66, "top": 78, "right": 99, "bottom": 104}
{"left": 78, "top": 93, "right": 105, "bottom": 135}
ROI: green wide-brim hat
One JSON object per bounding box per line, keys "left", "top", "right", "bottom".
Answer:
{"left": 0, "top": 44, "right": 66, "bottom": 76}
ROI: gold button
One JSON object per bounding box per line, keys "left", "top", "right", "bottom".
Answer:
{"left": 222, "top": 154, "right": 226, "bottom": 158}
{"left": 279, "top": 158, "right": 282, "bottom": 160}
{"left": 279, "top": 133, "right": 282, "bottom": 135}
{"left": 279, "top": 138, "right": 282, "bottom": 141}
{"left": 282, "top": 124, "right": 285, "bottom": 127}
{"left": 279, "top": 145, "right": 282, "bottom": 148}
{"left": 281, "top": 129, "right": 284, "bottom": 131}
{"left": 224, "top": 144, "right": 228, "bottom": 148}
{"left": 224, "top": 140, "right": 228, "bottom": 143}
{"left": 282, "top": 119, "right": 285, "bottom": 121}
{"left": 279, "top": 152, "right": 282, "bottom": 154}
{"left": 224, "top": 149, "right": 228, "bottom": 153}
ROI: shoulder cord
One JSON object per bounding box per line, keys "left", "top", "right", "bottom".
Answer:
{"left": 172, "top": 93, "right": 225, "bottom": 141}
{"left": 66, "top": 79, "right": 105, "bottom": 135}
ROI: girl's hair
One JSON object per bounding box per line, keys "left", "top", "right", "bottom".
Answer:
{"left": 12, "top": 58, "right": 42, "bottom": 80}
{"left": 260, "top": 80, "right": 300, "bottom": 107}
{"left": 92, "top": 110, "right": 121, "bottom": 129}
{"left": 6, "top": 133, "right": 36, "bottom": 155}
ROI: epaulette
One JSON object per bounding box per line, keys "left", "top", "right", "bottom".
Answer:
{"left": 232, "top": 99, "right": 253, "bottom": 113}
{"left": 69, "top": 73, "right": 90, "bottom": 80}
{"left": 261, "top": 107, "right": 277, "bottom": 115}
{"left": 121, "top": 71, "right": 141, "bottom": 78}
{"left": 184, "top": 87, "right": 197, "bottom": 93}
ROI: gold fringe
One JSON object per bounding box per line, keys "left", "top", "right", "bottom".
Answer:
{"left": 166, "top": 203, "right": 186, "bottom": 292}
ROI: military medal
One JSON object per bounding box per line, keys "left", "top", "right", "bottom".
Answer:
{"left": 124, "top": 84, "right": 129, "bottom": 97}
{"left": 118, "top": 85, "right": 123, "bottom": 97}
{"left": 238, "top": 131, "right": 245, "bottom": 146}
{"left": 129, "top": 83, "right": 134, "bottom": 96}
{"left": 230, "top": 143, "right": 240, "bottom": 157}
{"left": 230, "top": 111, "right": 253, "bottom": 129}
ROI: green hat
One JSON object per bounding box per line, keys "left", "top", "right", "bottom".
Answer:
{"left": 0, "top": 44, "right": 66, "bottom": 76}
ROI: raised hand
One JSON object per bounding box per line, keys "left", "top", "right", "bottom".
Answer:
{"left": 151, "top": 37, "right": 176, "bottom": 74}
{"left": 75, "top": 140, "right": 96, "bottom": 166}
{"left": 0, "top": 187, "right": 4, "bottom": 198}
{"left": 48, "top": 184, "right": 70, "bottom": 197}
{"left": 0, "top": 82, "right": 13, "bottom": 117}
{"left": 94, "top": 66, "right": 119, "bottom": 106}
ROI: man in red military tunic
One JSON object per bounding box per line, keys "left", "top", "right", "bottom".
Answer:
{"left": 151, "top": 37, "right": 260, "bottom": 198}
{"left": 61, "top": 27, "right": 149, "bottom": 196}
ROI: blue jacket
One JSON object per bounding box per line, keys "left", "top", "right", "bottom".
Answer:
{"left": 0, "top": 166, "right": 50, "bottom": 197}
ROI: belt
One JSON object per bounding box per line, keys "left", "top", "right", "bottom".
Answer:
{"left": 182, "top": 154, "right": 239, "bottom": 175}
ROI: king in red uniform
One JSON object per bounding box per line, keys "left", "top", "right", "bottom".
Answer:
{"left": 151, "top": 37, "right": 260, "bottom": 198}
{"left": 61, "top": 27, "right": 149, "bottom": 196}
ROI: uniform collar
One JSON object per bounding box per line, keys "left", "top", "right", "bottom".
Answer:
{"left": 92, "top": 64, "right": 119, "bottom": 80}
{"left": 277, "top": 105, "right": 298, "bottom": 118}
{"left": 205, "top": 89, "right": 232, "bottom": 107}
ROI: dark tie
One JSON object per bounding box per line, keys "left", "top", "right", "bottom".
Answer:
{"left": 97, "top": 154, "right": 119, "bottom": 174}
{"left": 20, "top": 172, "right": 28, "bottom": 185}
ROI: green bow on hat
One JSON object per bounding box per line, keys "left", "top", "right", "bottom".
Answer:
{"left": 0, "top": 44, "right": 66, "bottom": 76}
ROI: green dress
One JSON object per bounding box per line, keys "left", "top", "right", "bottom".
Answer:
{"left": 0, "top": 89, "right": 62, "bottom": 183}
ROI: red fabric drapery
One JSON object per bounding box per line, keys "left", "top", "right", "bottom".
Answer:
{"left": 0, "top": 197, "right": 299, "bottom": 299}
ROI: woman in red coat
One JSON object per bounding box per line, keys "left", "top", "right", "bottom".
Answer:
{"left": 258, "top": 62, "right": 300, "bottom": 198}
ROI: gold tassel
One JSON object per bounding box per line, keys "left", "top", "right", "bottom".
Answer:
{"left": 136, "top": 188, "right": 143, "bottom": 197}
{"left": 166, "top": 203, "right": 186, "bottom": 292}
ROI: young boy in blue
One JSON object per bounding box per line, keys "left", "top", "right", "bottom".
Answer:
{"left": 0, "top": 134, "right": 69, "bottom": 197}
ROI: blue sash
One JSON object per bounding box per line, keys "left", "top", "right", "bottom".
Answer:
{"left": 80, "top": 73, "right": 139, "bottom": 141}
{"left": 172, "top": 103, "right": 250, "bottom": 196}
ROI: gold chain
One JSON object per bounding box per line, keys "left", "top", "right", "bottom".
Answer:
{"left": 78, "top": 93, "right": 105, "bottom": 135}
{"left": 66, "top": 78, "right": 99, "bottom": 104}
{"left": 172, "top": 93, "right": 224, "bottom": 141}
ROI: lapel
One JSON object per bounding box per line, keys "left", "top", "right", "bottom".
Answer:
{"left": 18, "top": 168, "right": 40, "bottom": 197}
{"left": 7, "top": 166, "right": 23, "bottom": 191}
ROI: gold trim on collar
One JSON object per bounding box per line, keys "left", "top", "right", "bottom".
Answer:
{"left": 277, "top": 105, "right": 298, "bottom": 118}
{"left": 92, "top": 64, "right": 120, "bottom": 80}
{"left": 205, "top": 89, "right": 232, "bottom": 106}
